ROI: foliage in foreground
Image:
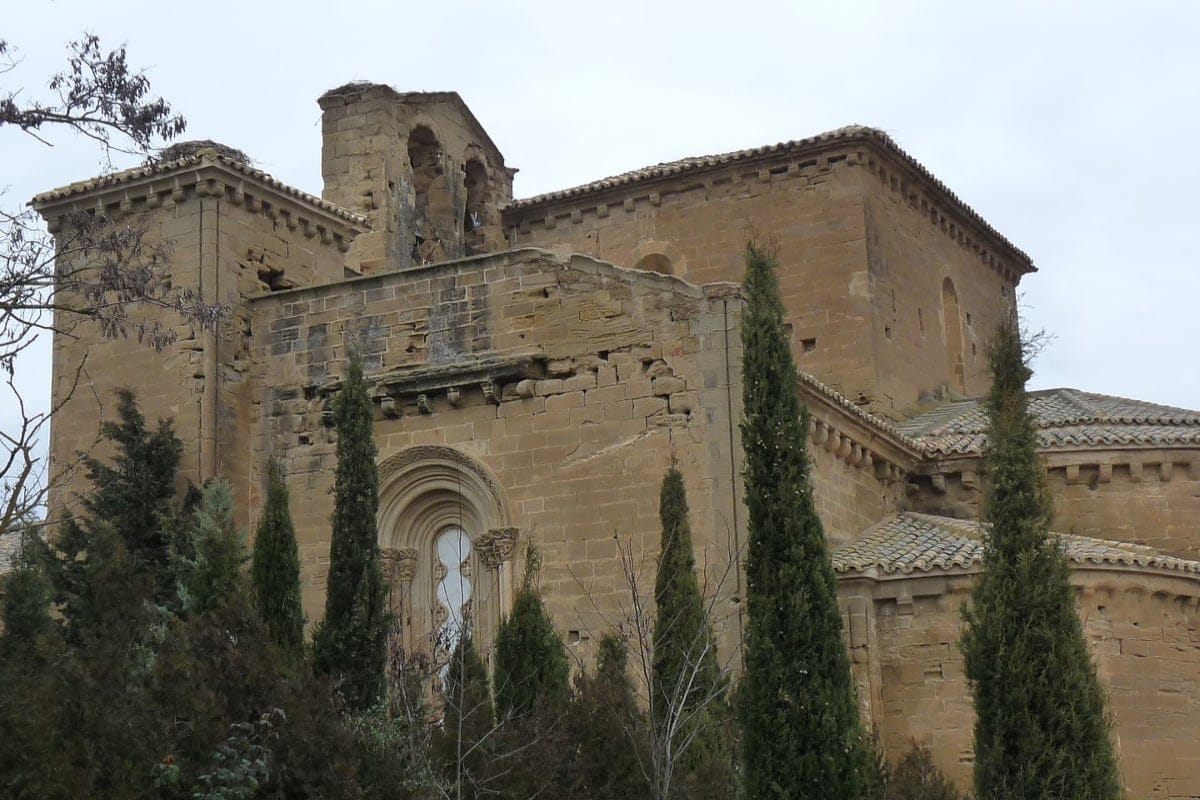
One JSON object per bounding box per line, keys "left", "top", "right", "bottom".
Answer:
{"left": 567, "top": 633, "right": 653, "bottom": 799}
{"left": 737, "top": 242, "right": 871, "bottom": 799}
{"left": 884, "top": 741, "right": 968, "bottom": 800}
{"left": 0, "top": 392, "right": 429, "bottom": 799}
{"left": 961, "top": 320, "right": 1121, "bottom": 800}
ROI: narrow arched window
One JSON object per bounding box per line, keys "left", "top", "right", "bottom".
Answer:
{"left": 941, "top": 277, "right": 966, "bottom": 394}
{"left": 462, "top": 158, "right": 489, "bottom": 254}
{"left": 434, "top": 525, "right": 473, "bottom": 657}
{"left": 376, "top": 446, "right": 518, "bottom": 675}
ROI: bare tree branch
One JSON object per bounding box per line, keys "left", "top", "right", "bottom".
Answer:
{"left": 0, "top": 35, "right": 186, "bottom": 156}
{"left": 0, "top": 34, "right": 202, "bottom": 531}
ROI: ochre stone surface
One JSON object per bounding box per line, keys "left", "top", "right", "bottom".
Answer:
{"left": 845, "top": 570, "right": 1200, "bottom": 796}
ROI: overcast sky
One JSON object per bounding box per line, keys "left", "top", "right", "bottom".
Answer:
{"left": 5, "top": 0, "right": 1199, "bottom": 464}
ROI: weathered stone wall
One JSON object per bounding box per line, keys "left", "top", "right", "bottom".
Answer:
{"left": 852, "top": 569, "right": 1200, "bottom": 799}
{"left": 248, "top": 249, "right": 746, "bottom": 659}
{"left": 860, "top": 171, "right": 1016, "bottom": 410}
{"left": 47, "top": 204, "right": 203, "bottom": 520}
{"left": 507, "top": 142, "right": 1024, "bottom": 418}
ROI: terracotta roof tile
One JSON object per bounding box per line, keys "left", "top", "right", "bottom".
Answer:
{"left": 505, "top": 125, "right": 1032, "bottom": 270}
{"left": 31, "top": 151, "right": 368, "bottom": 227}
{"left": 834, "top": 512, "right": 1200, "bottom": 577}
{"left": 897, "top": 388, "right": 1200, "bottom": 455}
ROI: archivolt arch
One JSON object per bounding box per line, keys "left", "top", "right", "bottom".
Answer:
{"left": 378, "top": 445, "right": 508, "bottom": 550}
{"left": 376, "top": 446, "right": 515, "bottom": 665}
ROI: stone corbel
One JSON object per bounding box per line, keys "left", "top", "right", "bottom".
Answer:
{"left": 380, "top": 395, "right": 400, "bottom": 418}
{"left": 480, "top": 380, "right": 500, "bottom": 406}
{"left": 812, "top": 420, "right": 829, "bottom": 447}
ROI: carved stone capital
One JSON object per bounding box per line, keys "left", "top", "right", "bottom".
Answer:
{"left": 476, "top": 526, "right": 520, "bottom": 569}
{"left": 380, "top": 547, "right": 418, "bottom": 583}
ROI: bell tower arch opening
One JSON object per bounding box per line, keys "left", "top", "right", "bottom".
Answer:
{"left": 462, "top": 158, "right": 489, "bottom": 254}
{"left": 407, "top": 125, "right": 453, "bottom": 265}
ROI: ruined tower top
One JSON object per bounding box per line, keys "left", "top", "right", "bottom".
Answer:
{"left": 318, "top": 82, "right": 514, "bottom": 273}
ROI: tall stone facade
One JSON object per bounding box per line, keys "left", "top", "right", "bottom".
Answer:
{"left": 32, "top": 83, "right": 1200, "bottom": 798}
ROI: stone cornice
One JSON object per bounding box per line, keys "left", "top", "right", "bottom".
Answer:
{"left": 503, "top": 126, "right": 1034, "bottom": 278}
{"left": 839, "top": 550, "right": 1200, "bottom": 603}
{"left": 32, "top": 155, "right": 367, "bottom": 253}
{"left": 911, "top": 448, "right": 1200, "bottom": 488}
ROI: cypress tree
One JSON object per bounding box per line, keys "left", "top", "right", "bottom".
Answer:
{"left": 493, "top": 549, "right": 569, "bottom": 719}
{"left": 313, "top": 354, "right": 388, "bottom": 710}
{"left": 737, "top": 242, "right": 867, "bottom": 799}
{"left": 651, "top": 467, "right": 731, "bottom": 799}
{"left": 961, "top": 320, "right": 1121, "bottom": 800}
{"left": 250, "top": 458, "right": 305, "bottom": 658}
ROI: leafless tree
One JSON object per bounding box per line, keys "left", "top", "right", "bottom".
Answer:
{"left": 573, "top": 535, "right": 742, "bottom": 800}
{"left": 385, "top": 590, "right": 568, "bottom": 799}
{"left": 0, "top": 34, "right": 220, "bottom": 532}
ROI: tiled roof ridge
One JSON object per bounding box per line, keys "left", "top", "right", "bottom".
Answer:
{"left": 898, "top": 387, "right": 1200, "bottom": 455}
{"left": 31, "top": 152, "right": 368, "bottom": 227}
{"left": 505, "top": 124, "right": 1032, "bottom": 267}
{"left": 834, "top": 512, "right": 1200, "bottom": 578}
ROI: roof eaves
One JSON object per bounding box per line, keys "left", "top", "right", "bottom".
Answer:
{"left": 798, "top": 370, "right": 929, "bottom": 458}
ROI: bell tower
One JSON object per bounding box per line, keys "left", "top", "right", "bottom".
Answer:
{"left": 318, "top": 83, "right": 514, "bottom": 274}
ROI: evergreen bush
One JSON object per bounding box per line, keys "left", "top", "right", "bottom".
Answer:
{"left": 493, "top": 548, "right": 569, "bottom": 719}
